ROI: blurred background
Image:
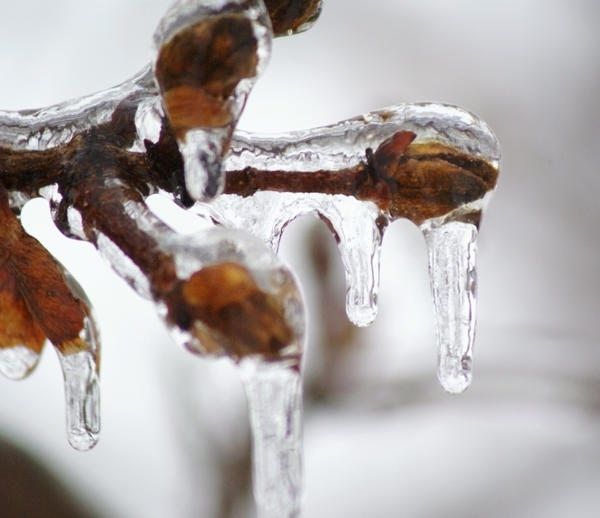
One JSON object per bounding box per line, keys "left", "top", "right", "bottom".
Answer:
{"left": 0, "top": 0, "right": 599, "bottom": 516}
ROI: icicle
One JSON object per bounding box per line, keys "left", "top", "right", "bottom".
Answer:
{"left": 56, "top": 315, "right": 101, "bottom": 451}
{"left": 316, "top": 197, "right": 385, "bottom": 327}
{"left": 0, "top": 346, "right": 41, "bottom": 380}
{"left": 178, "top": 129, "right": 230, "bottom": 200}
{"left": 160, "top": 227, "right": 306, "bottom": 517}
{"left": 422, "top": 220, "right": 478, "bottom": 394}
{"left": 241, "top": 360, "right": 303, "bottom": 518}
{"left": 193, "top": 193, "right": 385, "bottom": 326}
{"left": 204, "top": 103, "right": 499, "bottom": 328}
{"left": 191, "top": 193, "right": 289, "bottom": 251}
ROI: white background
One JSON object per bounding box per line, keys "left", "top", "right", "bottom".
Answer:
{"left": 0, "top": 1, "right": 599, "bottom": 517}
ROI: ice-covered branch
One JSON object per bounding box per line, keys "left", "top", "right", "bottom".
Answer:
{"left": 0, "top": 0, "right": 500, "bottom": 516}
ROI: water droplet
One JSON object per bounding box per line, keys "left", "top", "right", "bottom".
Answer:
{"left": 422, "top": 220, "right": 478, "bottom": 394}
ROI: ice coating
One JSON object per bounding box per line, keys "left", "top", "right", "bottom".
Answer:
{"left": 193, "top": 102, "right": 499, "bottom": 333}
{"left": 178, "top": 128, "right": 233, "bottom": 200}
{"left": 241, "top": 360, "right": 303, "bottom": 518}
{"left": 226, "top": 103, "right": 500, "bottom": 173}
{"left": 0, "top": 66, "right": 155, "bottom": 151}
{"left": 163, "top": 227, "right": 306, "bottom": 517}
{"left": 161, "top": 227, "right": 305, "bottom": 363}
{"left": 0, "top": 15, "right": 500, "bottom": 509}
{"left": 422, "top": 220, "right": 478, "bottom": 394}
{"left": 0, "top": 345, "right": 41, "bottom": 380}
{"left": 153, "top": 0, "right": 273, "bottom": 200}
{"left": 95, "top": 233, "right": 154, "bottom": 300}
{"left": 56, "top": 316, "right": 101, "bottom": 451}
{"left": 193, "top": 193, "right": 384, "bottom": 326}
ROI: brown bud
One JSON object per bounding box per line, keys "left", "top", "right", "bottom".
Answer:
{"left": 155, "top": 14, "right": 259, "bottom": 139}
{"left": 167, "top": 262, "right": 293, "bottom": 361}
{"left": 370, "top": 133, "right": 498, "bottom": 225}
{"left": 263, "top": 0, "right": 323, "bottom": 36}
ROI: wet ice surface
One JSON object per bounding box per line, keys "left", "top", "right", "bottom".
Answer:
{"left": 227, "top": 103, "right": 500, "bottom": 172}
{"left": 161, "top": 227, "right": 306, "bottom": 518}
{"left": 241, "top": 361, "right": 303, "bottom": 518}
{"left": 0, "top": 1, "right": 500, "bottom": 403}
{"left": 161, "top": 226, "right": 305, "bottom": 359}
{"left": 0, "top": 76, "right": 498, "bottom": 518}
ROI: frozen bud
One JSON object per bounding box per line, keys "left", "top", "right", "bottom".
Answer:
{"left": 263, "top": 0, "right": 323, "bottom": 36}
{"left": 153, "top": 0, "right": 272, "bottom": 200}
{"left": 162, "top": 228, "right": 305, "bottom": 367}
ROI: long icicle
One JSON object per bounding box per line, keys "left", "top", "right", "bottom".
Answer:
{"left": 422, "top": 220, "right": 478, "bottom": 394}
{"left": 241, "top": 361, "right": 303, "bottom": 518}
{"left": 56, "top": 313, "right": 101, "bottom": 451}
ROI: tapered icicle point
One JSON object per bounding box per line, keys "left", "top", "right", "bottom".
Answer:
{"left": 241, "top": 361, "right": 303, "bottom": 518}
{"left": 423, "top": 220, "right": 478, "bottom": 394}
{"left": 318, "top": 198, "right": 385, "bottom": 327}
{"left": 56, "top": 317, "right": 101, "bottom": 451}
{"left": 179, "top": 130, "right": 227, "bottom": 200}
{"left": 0, "top": 346, "right": 41, "bottom": 380}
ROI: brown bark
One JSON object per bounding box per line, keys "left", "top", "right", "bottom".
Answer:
{"left": 224, "top": 131, "right": 498, "bottom": 225}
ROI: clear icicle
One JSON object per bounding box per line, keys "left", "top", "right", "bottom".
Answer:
{"left": 56, "top": 316, "right": 101, "bottom": 451}
{"left": 422, "top": 220, "right": 478, "bottom": 394}
{"left": 178, "top": 128, "right": 230, "bottom": 200}
{"left": 193, "top": 103, "right": 499, "bottom": 326}
{"left": 0, "top": 346, "right": 41, "bottom": 380}
{"left": 241, "top": 361, "right": 303, "bottom": 518}
{"left": 316, "top": 197, "right": 384, "bottom": 327}
{"left": 192, "top": 193, "right": 385, "bottom": 326}
{"left": 161, "top": 227, "right": 306, "bottom": 517}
